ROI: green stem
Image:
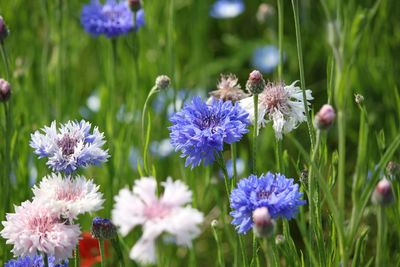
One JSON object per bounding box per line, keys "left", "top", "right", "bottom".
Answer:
{"left": 212, "top": 224, "right": 225, "bottom": 267}
{"left": 375, "top": 207, "right": 386, "bottom": 267}
{"left": 0, "top": 42, "right": 11, "bottom": 80}
{"left": 253, "top": 94, "right": 259, "bottom": 175}
{"left": 111, "top": 237, "right": 126, "bottom": 267}
{"left": 74, "top": 246, "right": 80, "bottom": 267}
{"left": 251, "top": 233, "right": 259, "bottom": 267}
{"left": 99, "top": 239, "right": 106, "bottom": 267}
{"left": 337, "top": 110, "right": 346, "bottom": 213}
{"left": 44, "top": 254, "right": 49, "bottom": 267}
{"left": 277, "top": 0, "right": 284, "bottom": 80}
{"left": 238, "top": 235, "right": 248, "bottom": 267}
{"left": 231, "top": 143, "right": 238, "bottom": 190}
{"left": 290, "top": 0, "right": 314, "bottom": 149}
{"left": 216, "top": 152, "right": 230, "bottom": 196}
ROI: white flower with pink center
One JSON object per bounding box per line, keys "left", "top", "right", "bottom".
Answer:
{"left": 0, "top": 200, "right": 80, "bottom": 262}
{"left": 239, "top": 81, "right": 313, "bottom": 139}
{"left": 112, "top": 177, "right": 204, "bottom": 264}
{"left": 32, "top": 173, "right": 104, "bottom": 220}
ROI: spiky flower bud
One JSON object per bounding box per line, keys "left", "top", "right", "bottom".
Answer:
{"left": 0, "top": 78, "right": 11, "bottom": 102}
{"left": 246, "top": 70, "right": 266, "bottom": 95}
{"left": 371, "top": 178, "right": 394, "bottom": 206}
{"left": 91, "top": 217, "right": 117, "bottom": 240}
{"left": 354, "top": 94, "right": 364, "bottom": 104}
{"left": 252, "top": 207, "right": 274, "bottom": 238}
{"left": 314, "top": 104, "right": 336, "bottom": 130}
{"left": 155, "top": 75, "right": 170, "bottom": 90}
{"left": 0, "top": 16, "right": 9, "bottom": 43}
{"left": 128, "top": 0, "right": 141, "bottom": 12}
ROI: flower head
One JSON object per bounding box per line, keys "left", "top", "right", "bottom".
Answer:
{"left": 230, "top": 172, "right": 305, "bottom": 234}
{"left": 372, "top": 178, "right": 394, "bottom": 206}
{"left": 314, "top": 104, "right": 336, "bottom": 130}
{"left": 240, "top": 81, "right": 313, "bottom": 139}
{"left": 5, "top": 255, "right": 68, "bottom": 267}
{"left": 30, "top": 120, "right": 109, "bottom": 174}
{"left": 210, "top": 0, "right": 245, "bottom": 19}
{"left": 91, "top": 217, "right": 117, "bottom": 239}
{"left": 0, "top": 78, "right": 11, "bottom": 102}
{"left": 112, "top": 177, "right": 203, "bottom": 264}
{"left": 209, "top": 74, "right": 248, "bottom": 102}
{"left": 169, "top": 96, "right": 250, "bottom": 168}
{"left": 252, "top": 207, "right": 275, "bottom": 238}
{"left": 246, "top": 70, "right": 266, "bottom": 95}
{"left": 0, "top": 16, "right": 9, "bottom": 42}
{"left": 32, "top": 173, "right": 104, "bottom": 220}
{"left": 155, "top": 75, "right": 171, "bottom": 90}
{"left": 80, "top": 0, "right": 144, "bottom": 38}
{"left": 251, "top": 45, "right": 280, "bottom": 74}
{"left": 1, "top": 200, "right": 80, "bottom": 262}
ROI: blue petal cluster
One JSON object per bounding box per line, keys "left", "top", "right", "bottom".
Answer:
{"left": 230, "top": 172, "right": 306, "bottom": 234}
{"left": 251, "top": 45, "right": 280, "bottom": 74}
{"left": 80, "top": 0, "right": 145, "bottom": 38}
{"left": 169, "top": 97, "right": 250, "bottom": 168}
{"left": 30, "top": 120, "right": 109, "bottom": 174}
{"left": 210, "top": 0, "right": 245, "bottom": 19}
{"left": 5, "top": 255, "right": 68, "bottom": 267}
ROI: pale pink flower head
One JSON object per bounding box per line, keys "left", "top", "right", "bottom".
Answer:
{"left": 252, "top": 207, "right": 275, "bottom": 238}
{"left": 0, "top": 200, "right": 80, "bottom": 262}
{"left": 314, "top": 104, "right": 336, "bottom": 130}
{"left": 32, "top": 173, "right": 104, "bottom": 220}
{"left": 112, "top": 177, "right": 204, "bottom": 264}
{"left": 372, "top": 178, "right": 394, "bottom": 206}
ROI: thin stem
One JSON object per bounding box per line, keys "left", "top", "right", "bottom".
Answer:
{"left": 216, "top": 152, "right": 231, "bottom": 196}
{"left": 111, "top": 237, "right": 126, "bottom": 267}
{"left": 253, "top": 94, "right": 259, "bottom": 175}
{"left": 0, "top": 42, "right": 11, "bottom": 79}
{"left": 44, "top": 254, "right": 49, "bottom": 267}
{"left": 251, "top": 233, "right": 259, "bottom": 267}
{"left": 74, "top": 246, "right": 80, "bottom": 267}
{"left": 231, "top": 143, "right": 238, "bottom": 190}
{"left": 375, "top": 207, "right": 386, "bottom": 267}
{"left": 277, "top": 0, "right": 284, "bottom": 80}
{"left": 337, "top": 110, "right": 346, "bottom": 213}
{"left": 238, "top": 235, "right": 248, "bottom": 267}
{"left": 212, "top": 225, "right": 225, "bottom": 267}
{"left": 290, "top": 0, "right": 315, "bottom": 149}
{"left": 99, "top": 239, "right": 106, "bottom": 267}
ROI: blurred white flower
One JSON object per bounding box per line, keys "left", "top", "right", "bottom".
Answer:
{"left": 112, "top": 177, "right": 203, "bottom": 264}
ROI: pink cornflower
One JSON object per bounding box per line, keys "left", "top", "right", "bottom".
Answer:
{"left": 112, "top": 177, "right": 203, "bottom": 264}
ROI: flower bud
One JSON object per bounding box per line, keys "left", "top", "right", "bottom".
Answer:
{"left": 0, "top": 16, "right": 9, "bottom": 43}
{"left": 246, "top": 70, "right": 266, "bottom": 95}
{"left": 256, "top": 4, "right": 275, "bottom": 24}
{"left": 0, "top": 78, "right": 11, "bottom": 102}
{"left": 354, "top": 94, "right": 364, "bottom": 104}
{"left": 371, "top": 178, "right": 394, "bottom": 206}
{"left": 252, "top": 207, "right": 274, "bottom": 238}
{"left": 128, "top": 0, "right": 141, "bottom": 12}
{"left": 275, "top": 234, "right": 285, "bottom": 245}
{"left": 314, "top": 104, "right": 336, "bottom": 130}
{"left": 91, "top": 217, "right": 117, "bottom": 239}
{"left": 211, "top": 219, "right": 219, "bottom": 228}
{"left": 386, "top": 161, "right": 400, "bottom": 178}
{"left": 155, "top": 75, "right": 170, "bottom": 90}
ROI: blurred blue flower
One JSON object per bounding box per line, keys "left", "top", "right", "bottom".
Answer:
{"left": 219, "top": 158, "right": 245, "bottom": 179}
{"left": 230, "top": 172, "right": 306, "bottom": 234}
{"left": 210, "top": 0, "right": 245, "bottom": 19}
{"left": 169, "top": 97, "right": 250, "bottom": 168}
{"left": 252, "top": 45, "right": 280, "bottom": 74}
{"left": 5, "top": 255, "right": 68, "bottom": 267}
{"left": 128, "top": 146, "right": 142, "bottom": 170}
{"left": 150, "top": 139, "right": 174, "bottom": 158}
{"left": 30, "top": 120, "right": 109, "bottom": 174}
{"left": 81, "top": 0, "right": 144, "bottom": 38}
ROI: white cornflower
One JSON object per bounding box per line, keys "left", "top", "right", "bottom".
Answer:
{"left": 239, "top": 81, "right": 313, "bottom": 139}
{"left": 32, "top": 173, "right": 104, "bottom": 220}
{"left": 112, "top": 177, "right": 204, "bottom": 264}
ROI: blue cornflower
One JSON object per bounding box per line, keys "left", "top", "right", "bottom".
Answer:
{"left": 230, "top": 172, "right": 306, "bottom": 234}
{"left": 30, "top": 120, "right": 109, "bottom": 174}
{"left": 5, "top": 255, "right": 68, "bottom": 267}
{"left": 210, "top": 0, "right": 245, "bottom": 19}
{"left": 251, "top": 45, "right": 280, "bottom": 74}
{"left": 169, "top": 97, "right": 250, "bottom": 168}
{"left": 81, "top": 0, "right": 144, "bottom": 38}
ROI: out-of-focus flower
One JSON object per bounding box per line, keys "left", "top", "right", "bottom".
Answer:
{"left": 128, "top": 0, "right": 141, "bottom": 12}
{"left": 240, "top": 81, "right": 313, "bottom": 139}
{"left": 209, "top": 74, "right": 248, "bottom": 103}
{"left": 79, "top": 232, "right": 110, "bottom": 267}
{"left": 251, "top": 45, "right": 280, "bottom": 74}
{"left": 5, "top": 255, "right": 68, "bottom": 267}
{"left": 0, "top": 200, "right": 80, "bottom": 262}
{"left": 210, "top": 0, "right": 245, "bottom": 19}
{"left": 32, "top": 173, "right": 104, "bottom": 220}
{"left": 150, "top": 139, "right": 174, "bottom": 158}
{"left": 87, "top": 92, "right": 101, "bottom": 113}
{"left": 354, "top": 93, "right": 364, "bottom": 104}
{"left": 128, "top": 146, "right": 142, "bottom": 170}
{"left": 256, "top": 3, "right": 275, "bottom": 24}
{"left": 30, "top": 120, "right": 109, "bottom": 174}
{"left": 252, "top": 207, "right": 275, "bottom": 238}
{"left": 372, "top": 178, "right": 394, "bottom": 206}
{"left": 92, "top": 217, "right": 117, "bottom": 239}
{"left": 230, "top": 172, "right": 305, "bottom": 234}
{"left": 218, "top": 158, "right": 245, "bottom": 179}
{"left": 169, "top": 96, "right": 250, "bottom": 168}
{"left": 0, "top": 16, "right": 9, "bottom": 42}
{"left": 80, "top": 0, "right": 144, "bottom": 38}
{"left": 0, "top": 78, "right": 11, "bottom": 102}
{"left": 386, "top": 161, "right": 400, "bottom": 178}
{"left": 112, "top": 177, "right": 203, "bottom": 264}
{"left": 314, "top": 104, "right": 336, "bottom": 130}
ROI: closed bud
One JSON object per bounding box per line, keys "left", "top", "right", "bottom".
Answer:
{"left": 256, "top": 4, "right": 275, "bottom": 24}
{"left": 371, "top": 178, "right": 394, "bottom": 206}
{"left": 0, "top": 78, "right": 11, "bottom": 102}
{"left": 246, "top": 70, "right": 266, "bottom": 95}
{"left": 0, "top": 16, "right": 9, "bottom": 43}
{"left": 354, "top": 94, "right": 364, "bottom": 104}
{"left": 91, "top": 217, "right": 117, "bottom": 239}
{"left": 211, "top": 219, "right": 219, "bottom": 228}
{"left": 386, "top": 161, "right": 400, "bottom": 178}
{"left": 275, "top": 234, "right": 285, "bottom": 245}
{"left": 128, "top": 0, "right": 141, "bottom": 12}
{"left": 252, "top": 207, "right": 274, "bottom": 238}
{"left": 314, "top": 104, "right": 336, "bottom": 130}
{"left": 155, "top": 75, "right": 170, "bottom": 90}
